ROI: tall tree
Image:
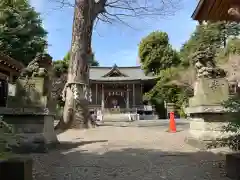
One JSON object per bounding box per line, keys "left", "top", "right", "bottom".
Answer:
{"left": 0, "top": 0, "right": 47, "bottom": 65}
{"left": 138, "top": 31, "right": 184, "bottom": 117}
{"left": 53, "top": 51, "right": 99, "bottom": 77}
{"left": 55, "top": 0, "right": 180, "bottom": 130}
{"left": 139, "top": 31, "right": 180, "bottom": 75}
{"left": 62, "top": 51, "right": 99, "bottom": 66}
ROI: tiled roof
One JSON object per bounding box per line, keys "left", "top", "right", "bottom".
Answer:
{"left": 0, "top": 52, "right": 25, "bottom": 70}
{"left": 89, "top": 65, "right": 156, "bottom": 81}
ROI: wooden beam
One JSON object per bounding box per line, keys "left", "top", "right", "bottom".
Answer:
{"left": 210, "top": 0, "right": 223, "bottom": 20}
{"left": 192, "top": 0, "right": 205, "bottom": 20}
{"left": 206, "top": 0, "right": 217, "bottom": 20}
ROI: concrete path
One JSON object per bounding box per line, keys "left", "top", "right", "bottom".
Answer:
{"left": 32, "top": 126, "right": 229, "bottom": 180}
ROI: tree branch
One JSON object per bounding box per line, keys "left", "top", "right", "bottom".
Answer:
{"left": 49, "top": 0, "right": 181, "bottom": 28}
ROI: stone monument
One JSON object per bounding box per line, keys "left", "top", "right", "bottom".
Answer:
{"left": 185, "top": 48, "right": 231, "bottom": 149}
{"left": 0, "top": 53, "right": 58, "bottom": 153}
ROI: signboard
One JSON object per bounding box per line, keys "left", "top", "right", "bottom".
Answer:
{"left": 8, "top": 83, "right": 16, "bottom": 96}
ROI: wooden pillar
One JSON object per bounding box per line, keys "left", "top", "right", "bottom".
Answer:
{"left": 126, "top": 84, "right": 129, "bottom": 109}
{"left": 95, "top": 83, "right": 98, "bottom": 104}
{"left": 140, "top": 84, "right": 143, "bottom": 104}
{"left": 133, "top": 83, "right": 135, "bottom": 107}
{"left": 101, "top": 84, "right": 104, "bottom": 110}
{"left": 9, "top": 72, "right": 13, "bottom": 83}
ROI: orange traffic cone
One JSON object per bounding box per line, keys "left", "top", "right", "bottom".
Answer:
{"left": 169, "top": 111, "right": 176, "bottom": 133}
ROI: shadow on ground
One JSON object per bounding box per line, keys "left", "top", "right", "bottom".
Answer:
{"left": 55, "top": 140, "right": 108, "bottom": 150}
{"left": 32, "top": 141, "right": 229, "bottom": 180}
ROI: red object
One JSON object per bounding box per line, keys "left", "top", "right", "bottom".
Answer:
{"left": 169, "top": 112, "right": 176, "bottom": 133}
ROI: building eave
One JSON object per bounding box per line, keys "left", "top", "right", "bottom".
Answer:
{"left": 192, "top": 0, "right": 240, "bottom": 22}
{"left": 89, "top": 77, "right": 157, "bottom": 82}
{"left": 102, "top": 64, "right": 128, "bottom": 77}
{"left": 0, "top": 52, "right": 25, "bottom": 72}
{"left": 192, "top": 0, "right": 205, "bottom": 20}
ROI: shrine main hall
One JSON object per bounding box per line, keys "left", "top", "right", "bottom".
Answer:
{"left": 88, "top": 64, "right": 156, "bottom": 111}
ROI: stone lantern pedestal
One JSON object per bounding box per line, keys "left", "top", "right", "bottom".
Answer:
{"left": 185, "top": 78, "right": 233, "bottom": 149}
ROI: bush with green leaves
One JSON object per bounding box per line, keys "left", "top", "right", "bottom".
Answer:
{"left": 206, "top": 94, "right": 240, "bottom": 150}
{"left": 222, "top": 94, "right": 240, "bottom": 133}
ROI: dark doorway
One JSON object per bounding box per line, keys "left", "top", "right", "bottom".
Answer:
{"left": 105, "top": 95, "right": 126, "bottom": 108}
{"left": 0, "top": 79, "right": 8, "bottom": 107}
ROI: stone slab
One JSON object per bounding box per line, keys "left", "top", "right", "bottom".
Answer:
{"left": 0, "top": 107, "right": 55, "bottom": 116}
{"left": 184, "top": 137, "right": 211, "bottom": 150}
{"left": 2, "top": 114, "right": 58, "bottom": 153}
{"left": 8, "top": 77, "right": 47, "bottom": 108}
{"left": 189, "top": 78, "right": 229, "bottom": 107}
{"left": 185, "top": 105, "right": 227, "bottom": 114}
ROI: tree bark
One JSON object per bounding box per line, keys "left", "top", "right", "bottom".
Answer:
{"left": 55, "top": 0, "right": 95, "bottom": 130}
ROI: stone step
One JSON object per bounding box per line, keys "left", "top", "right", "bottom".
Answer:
{"left": 103, "top": 113, "right": 130, "bottom": 122}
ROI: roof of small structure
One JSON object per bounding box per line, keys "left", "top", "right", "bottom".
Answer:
{"left": 192, "top": 0, "right": 240, "bottom": 22}
{"left": 89, "top": 64, "right": 156, "bottom": 81}
{"left": 0, "top": 52, "right": 24, "bottom": 71}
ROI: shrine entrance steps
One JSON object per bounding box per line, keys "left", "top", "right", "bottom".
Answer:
{"left": 103, "top": 113, "right": 130, "bottom": 122}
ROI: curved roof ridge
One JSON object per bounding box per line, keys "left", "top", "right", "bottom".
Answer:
{"left": 102, "top": 64, "right": 128, "bottom": 77}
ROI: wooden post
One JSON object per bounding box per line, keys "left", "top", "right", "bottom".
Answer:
{"left": 101, "top": 84, "right": 104, "bottom": 110}
{"left": 126, "top": 84, "right": 129, "bottom": 109}
{"left": 133, "top": 83, "right": 135, "bottom": 107}
{"left": 95, "top": 83, "right": 97, "bottom": 104}
{"left": 140, "top": 84, "right": 143, "bottom": 105}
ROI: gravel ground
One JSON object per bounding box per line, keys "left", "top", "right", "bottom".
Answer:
{"left": 32, "top": 126, "right": 230, "bottom": 180}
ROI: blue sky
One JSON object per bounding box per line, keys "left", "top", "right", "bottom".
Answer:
{"left": 30, "top": 0, "right": 198, "bottom": 66}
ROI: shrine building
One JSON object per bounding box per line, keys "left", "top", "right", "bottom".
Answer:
{"left": 88, "top": 64, "right": 157, "bottom": 112}
{"left": 0, "top": 53, "right": 24, "bottom": 107}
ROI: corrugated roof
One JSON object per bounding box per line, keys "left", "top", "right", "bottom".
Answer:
{"left": 89, "top": 65, "right": 156, "bottom": 81}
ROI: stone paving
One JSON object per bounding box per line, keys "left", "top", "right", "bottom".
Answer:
{"left": 32, "top": 126, "right": 230, "bottom": 180}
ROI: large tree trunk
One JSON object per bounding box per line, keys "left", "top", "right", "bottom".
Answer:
{"left": 55, "top": 0, "right": 95, "bottom": 130}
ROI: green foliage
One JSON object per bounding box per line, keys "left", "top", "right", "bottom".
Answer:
{"left": 139, "top": 31, "right": 180, "bottom": 75}
{"left": 145, "top": 67, "right": 191, "bottom": 117}
{"left": 179, "top": 22, "right": 240, "bottom": 67}
{"left": 140, "top": 23, "right": 240, "bottom": 117}
{"left": 222, "top": 95, "right": 240, "bottom": 132}
{"left": 53, "top": 59, "right": 68, "bottom": 77}
{"left": 206, "top": 95, "right": 240, "bottom": 150}
{"left": 0, "top": 0, "right": 47, "bottom": 65}
{"left": 53, "top": 51, "right": 99, "bottom": 76}
{"left": 225, "top": 38, "right": 240, "bottom": 55}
